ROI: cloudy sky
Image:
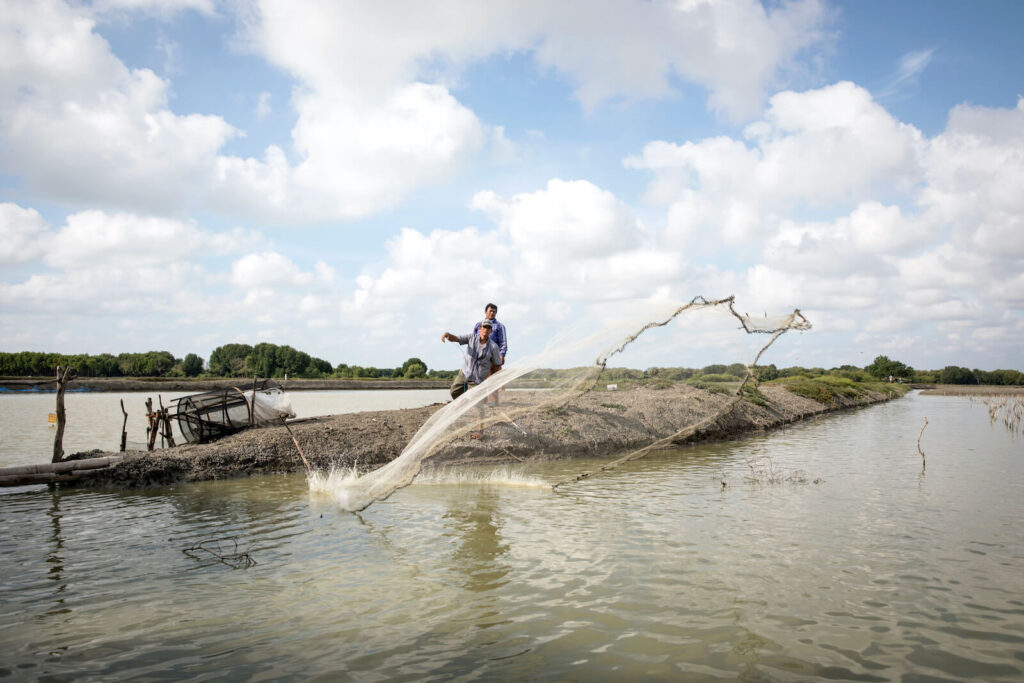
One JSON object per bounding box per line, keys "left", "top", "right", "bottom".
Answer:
{"left": 1, "top": 0, "right": 1022, "bottom": 372}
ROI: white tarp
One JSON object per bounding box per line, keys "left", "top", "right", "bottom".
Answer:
{"left": 251, "top": 387, "right": 296, "bottom": 424}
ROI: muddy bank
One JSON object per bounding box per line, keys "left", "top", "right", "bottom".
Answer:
{"left": 0, "top": 377, "right": 449, "bottom": 392}
{"left": 69, "top": 383, "right": 899, "bottom": 488}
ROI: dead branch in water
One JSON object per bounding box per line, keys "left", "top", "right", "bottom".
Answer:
{"left": 119, "top": 399, "right": 128, "bottom": 452}
{"left": 183, "top": 538, "right": 256, "bottom": 569}
{"left": 984, "top": 397, "right": 1023, "bottom": 437}
{"left": 917, "top": 417, "right": 928, "bottom": 471}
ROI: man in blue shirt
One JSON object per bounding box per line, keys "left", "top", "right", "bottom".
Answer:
{"left": 473, "top": 303, "right": 507, "bottom": 364}
{"left": 442, "top": 319, "right": 503, "bottom": 400}
{"left": 442, "top": 319, "right": 503, "bottom": 439}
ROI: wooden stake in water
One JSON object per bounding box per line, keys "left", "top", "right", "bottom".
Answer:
{"left": 281, "top": 418, "right": 312, "bottom": 473}
{"left": 120, "top": 399, "right": 128, "bottom": 452}
{"left": 52, "top": 365, "right": 76, "bottom": 463}
{"left": 917, "top": 417, "right": 928, "bottom": 471}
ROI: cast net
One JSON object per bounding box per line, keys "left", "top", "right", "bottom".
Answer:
{"left": 310, "top": 295, "right": 810, "bottom": 511}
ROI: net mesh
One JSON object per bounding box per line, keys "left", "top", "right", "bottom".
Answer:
{"left": 310, "top": 295, "right": 810, "bottom": 511}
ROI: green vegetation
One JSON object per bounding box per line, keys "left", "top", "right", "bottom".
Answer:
{"left": 2, "top": 348, "right": 1020, "bottom": 389}
{"left": 209, "top": 343, "right": 333, "bottom": 378}
{"left": 0, "top": 350, "right": 194, "bottom": 378}
{"left": 0, "top": 346, "right": 456, "bottom": 381}
{"left": 771, "top": 374, "right": 910, "bottom": 405}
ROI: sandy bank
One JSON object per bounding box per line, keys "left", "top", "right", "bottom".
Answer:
{"left": 68, "top": 382, "right": 899, "bottom": 488}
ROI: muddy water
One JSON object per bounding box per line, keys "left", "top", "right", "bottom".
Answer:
{"left": 1, "top": 392, "right": 1021, "bottom": 680}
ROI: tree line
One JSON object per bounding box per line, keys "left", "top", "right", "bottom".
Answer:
{"left": 1, "top": 348, "right": 1018, "bottom": 385}
{"left": 0, "top": 345, "right": 456, "bottom": 380}
{"left": 589, "top": 356, "right": 1023, "bottom": 386}
{"left": 0, "top": 350, "right": 203, "bottom": 378}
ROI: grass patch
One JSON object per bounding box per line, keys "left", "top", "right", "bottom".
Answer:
{"left": 741, "top": 385, "right": 771, "bottom": 407}
{"left": 770, "top": 376, "right": 911, "bottom": 404}
{"left": 689, "top": 381, "right": 734, "bottom": 395}
{"left": 600, "top": 402, "right": 627, "bottom": 411}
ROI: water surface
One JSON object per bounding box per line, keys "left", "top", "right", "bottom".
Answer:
{"left": 0, "top": 389, "right": 449, "bottom": 467}
{"left": 0, "top": 392, "right": 1021, "bottom": 680}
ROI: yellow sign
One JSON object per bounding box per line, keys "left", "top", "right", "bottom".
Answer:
{"left": 48, "top": 413, "right": 57, "bottom": 423}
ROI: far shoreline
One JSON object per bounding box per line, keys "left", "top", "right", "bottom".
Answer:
{"left": 0, "top": 377, "right": 451, "bottom": 393}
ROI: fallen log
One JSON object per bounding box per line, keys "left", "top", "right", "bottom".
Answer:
{"left": 0, "top": 455, "right": 126, "bottom": 487}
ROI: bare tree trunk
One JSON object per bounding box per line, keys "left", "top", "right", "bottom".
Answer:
{"left": 146, "top": 398, "right": 157, "bottom": 451}
{"left": 52, "top": 365, "right": 76, "bottom": 463}
{"left": 120, "top": 399, "right": 128, "bottom": 452}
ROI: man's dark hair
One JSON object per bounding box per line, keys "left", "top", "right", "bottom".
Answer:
{"left": 485, "top": 303, "right": 498, "bottom": 311}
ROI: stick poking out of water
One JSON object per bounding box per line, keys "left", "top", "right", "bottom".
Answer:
{"left": 917, "top": 417, "right": 928, "bottom": 471}
{"left": 281, "top": 418, "right": 312, "bottom": 473}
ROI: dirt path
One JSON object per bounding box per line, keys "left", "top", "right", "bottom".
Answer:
{"left": 69, "top": 383, "right": 898, "bottom": 488}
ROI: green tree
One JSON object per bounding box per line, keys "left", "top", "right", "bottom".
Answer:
{"left": 397, "top": 357, "right": 428, "bottom": 379}
{"left": 725, "top": 363, "right": 748, "bottom": 378}
{"left": 209, "top": 343, "right": 254, "bottom": 377}
{"left": 404, "top": 362, "right": 427, "bottom": 378}
{"left": 939, "top": 366, "right": 976, "bottom": 384}
{"left": 865, "top": 355, "right": 911, "bottom": 380}
{"left": 248, "top": 343, "right": 278, "bottom": 378}
{"left": 182, "top": 353, "right": 204, "bottom": 377}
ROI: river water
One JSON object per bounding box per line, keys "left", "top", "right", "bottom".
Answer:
{"left": 0, "top": 389, "right": 451, "bottom": 467}
{"left": 0, "top": 391, "right": 1021, "bottom": 680}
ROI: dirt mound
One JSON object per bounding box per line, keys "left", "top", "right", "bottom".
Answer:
{"left": 76, "top": 384, "right": 894, "bottom": 488}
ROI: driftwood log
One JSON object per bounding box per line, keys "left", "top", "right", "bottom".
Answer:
{"left": 0, "top": 455, "right": 126, "bottom": 487}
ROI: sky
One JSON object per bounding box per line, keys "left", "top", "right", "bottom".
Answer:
{"left": 1, "top": 0, "right": 1022, "bottom": 373}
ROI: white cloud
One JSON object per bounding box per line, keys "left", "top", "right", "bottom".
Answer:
{"left": 876, "top": 48, "right": 935, "bottom": 99}
{"left": 921, "top": 97, "right": 1024, "bottom": 263}
{"left": 46, "top": 210, "right": 207, "bottom": 268}
{"left": 622, "top": 83, "right": 1024, "bottom": 367}
{"left": 473, "top": 179, "right": 644, "bottom": 257}
{"left": 0, "top": 0, "right": 831, "bottom": 226}
{"left": 340, "top": 178, "right": 686, "bottom": 355}
{"left": 628, "top": 82, "right": 926, "bottom": 249}
{"left": 231, "top": 251, "right": 315, "bottom": 289}
{"left": 0, "top": 0, "right": 237, "bottom": 212}
{"left": 0, "top": 203, "right": 48, "bottom": 265}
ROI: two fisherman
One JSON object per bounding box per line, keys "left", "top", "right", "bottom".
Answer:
{"left": 441, "top": 303, "right": 506, "bottom": 400}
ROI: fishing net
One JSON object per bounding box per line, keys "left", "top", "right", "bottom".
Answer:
{"left": 310, "top": 295, "right": 810, "bottom": 511}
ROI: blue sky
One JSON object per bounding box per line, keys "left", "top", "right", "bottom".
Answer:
{"left": 1, "top": 0, "right": 1022, "bottom": 373}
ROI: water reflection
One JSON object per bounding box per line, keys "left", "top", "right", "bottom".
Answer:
{"left": 444, "top": 489, "right": 510, "bottom": 595}
{"left": 45, "top": 489, "right": 68, "bottom": 616}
